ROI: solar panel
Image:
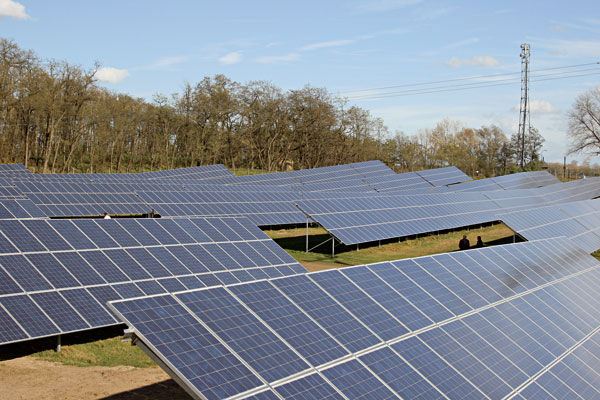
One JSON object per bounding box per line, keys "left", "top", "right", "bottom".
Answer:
{"left": 499, "top": 198, "right": 600, "bottom": 253}
{"left": 110, "top": 237, "right": 600, "bottom": 399}
{"left": 0, "top": 216, "right": 306, "bottom": 347}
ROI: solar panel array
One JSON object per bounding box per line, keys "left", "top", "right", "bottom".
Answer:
{"left": 0, "top": 217, "right": 306, "bottom": 346}
{"left": 449, "top": 170, "right": 560, "bottom": 192}
{"left": 499, "top": 198, "right": 600, "bottom": 253}
{"left": 0, "top": 199, "right": 47, "bottom": 219}
{"left": 110, "top": 237, "right": 600, "bottom": 399}
{"left": 14, "top": 181, "right": 153, "bottom": 217}
{"left": 298, "top": 177, "right": 600, "bottom": 246}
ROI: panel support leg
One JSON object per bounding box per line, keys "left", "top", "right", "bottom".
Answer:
{"left": 332, "top": 237, "right": 335, "bottom": 258}
{"left": 55, "top": 335, "right": 62, "bottom": 353}
{"left": 513, "top": 234, "right": 516, "bottom": 243}
{"left": 379, "top": 240, "right": 381, "bottom": 248}
{"left": 305, "top": 217, "right": 309, "bottom": 253}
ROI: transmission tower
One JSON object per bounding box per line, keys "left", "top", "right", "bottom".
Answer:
{"left": 518, "top": 43, "right": 531, "bottom": 170}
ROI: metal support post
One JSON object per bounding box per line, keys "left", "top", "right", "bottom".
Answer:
{"left": 55, "top": 335, "right": 62, "bottom": 353}
{"left": 305, "top": 217, "right": 309, "bottom": 253}
{"left": 513, "top": 234, "right": 516, "bottom": 243}
{"left": 379, "top": 240, "right": 381, "bottom": 248}
{"left": 331, "top": 237, "right": 335, "bottom": 258}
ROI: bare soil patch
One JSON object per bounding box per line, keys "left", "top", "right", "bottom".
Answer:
{"left": 0, "top": 357, "right": 190, "bottom": 400}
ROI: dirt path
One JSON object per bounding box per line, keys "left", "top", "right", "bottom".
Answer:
{"left": 0, "top": 357, "right": 191, "bottom": 400}
{"left": 299, "top": 260, "right": 342, "bottom": 272}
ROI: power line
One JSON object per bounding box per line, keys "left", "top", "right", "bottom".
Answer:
{"left": 338, "top": 61, "right": 600, "bottom": 94}
{"left": 343, "top": 71, "right": 600, "bottom": 101}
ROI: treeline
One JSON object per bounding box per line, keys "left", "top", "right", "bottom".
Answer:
{"left": 0, "top": 39, "right": 544, "bottom": 175}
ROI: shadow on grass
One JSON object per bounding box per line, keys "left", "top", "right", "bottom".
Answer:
{"left": 101, "top": 379, "right": 191, "bottom": 400}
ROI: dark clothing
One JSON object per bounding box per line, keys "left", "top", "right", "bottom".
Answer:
{"left": 474, "top": 238, "right": 484, "bottom": 248}
{"left": 459, "top": 238, "right": 470, "bottom": 250}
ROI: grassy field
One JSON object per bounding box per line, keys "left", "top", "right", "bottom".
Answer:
{"left": 31, "top": 337, "right": 155, "bottom": 368}
{"left": 265, "top": 223, "right": 518, "bottom": 271}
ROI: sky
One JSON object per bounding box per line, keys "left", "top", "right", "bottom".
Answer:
{"left": 1, "top": 0, "right": 599, "bottom": 164}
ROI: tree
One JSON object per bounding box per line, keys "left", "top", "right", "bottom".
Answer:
{"left": 567, "top": 87, "right": 600, "bottom": 156}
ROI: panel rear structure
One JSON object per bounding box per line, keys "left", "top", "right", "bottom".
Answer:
{"left": 110, "top": 237, "right": 600, "bottom": 399}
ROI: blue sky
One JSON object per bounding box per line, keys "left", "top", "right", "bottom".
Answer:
{"left": 2, "top": 0, "right": 599, "bottom": 163}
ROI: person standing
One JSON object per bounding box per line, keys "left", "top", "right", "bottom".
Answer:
{"left": 459, "top": 235, "right": 470, "bottom": 250}
{"left": 474, "top": 236, "right": 484, "bottom": 248}
{"left": 103, "top": 212, "right": 111, "bottom": 219}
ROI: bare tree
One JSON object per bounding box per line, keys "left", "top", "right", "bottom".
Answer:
{"left": 568, "top": 87, "right": 600, "bottom": 156}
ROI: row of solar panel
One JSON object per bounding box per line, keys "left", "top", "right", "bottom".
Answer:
{"left": 449, "top": 170, "right": 560, "bottom": 192}
{"left": 298, "top": 177, "right": 600, "bottom": 245}
{"left": 0, "top": 199, "right": 47, "bottom": 219}
{"left": 500, "top": 198, "right": 600, "bottom": 253}
{"left": 110, "top": 238, "right": 600, "bottom": 399}
{"left": 0, "top": 216, "right": 306, "bottom": 345}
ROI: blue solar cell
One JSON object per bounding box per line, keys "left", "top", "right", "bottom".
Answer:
{"left": 229, "top": 280, "right": 349, "bottom": 366}
{"left": 72, "top": 220, "right": 119, "bottom": 248}
{"left": 177, "top": 275, "right": 206, "bottom": 290}
{"left": 275, "top": 373, "right": 344, "bottom": 399}
{"left": 54, "top": 252, "right": 105, "bottom": 286}
{"left": 87, "top": 285, "right": 122, "bottom": 313}
{"left": 80, "top": 251, "right": 129, "bottom": 283}
{"left": 110, "top": 294, "right": 264, "bottom": 400}
{"left": 135, "top": 280, "right": 167, "bottom": 295}
{"left": 112, "top": 282, "right": 145, "bottom": 298}
{"left": 184, "top": 245, "right": 226, "bottom": 271}
{"left": 104, "top": 249, "right": 151, "bottom": 280}
{"left": 125, "top": 248, "right": 171, "bottom": 278}
{"left": 96, "top": 219, "right": 141, "bottom": 247}
{"left": 442, "top": 318, "right": 529, "bottom": 389}
{"left": 196, "top": 273, "right": 222, "bottom": 288}
{"left": 0, "top": 264, "right": 22, "bottom": 295}
{"left": 359, "top": 346, "right": 443, "bottom": 399}
{"left": 0, "top": 230, "right": 18, "bottom": 254}
{"left": 60, "top": 288, "right": 116, "bottom": 326}
{"left": 135, "top": 219, "right": 178, "bottom": 245}
{"left": 272, "top": 274, "right": 380, "bottom": 353}
{"left": 156, "top": 219, "right": 196, "bottom": 244}
{"left": 342, "top": 266, "right": 432, "bottom": 332}
{"left": 171, "top": 218, "right": 212, "bottom": 243}
{"left": 392, "top": 336, "right": 482, "bottom": 399}
{"left": 114, "top": 219, "right": 160, "bottom": 246}
{"left": 201, "top": 243, "right": 240, "bottom": 270}
{"left": 177, "top": 288, "right": 310, "bottom": 382}
{"left": 165, "top": 246, "right": 209, "bottom": 274}
{"left": 310, "top": 269, "right": 408, "bottom": 341}
{"left": 30, "top": 291, "right": 89, "bottom": 332}
{"left": 49, "top": 220, "right": 96, "bottom": 250}
{"left": 218, "top": 243, "right": 255, "bottom": 268}
{"left": 189, "top": 219, "right": 228, "bottom": 241}
{"left": 0, "top": 295, "right": 60, "bottom": 337}
{"left": 26, "top": 253, "right": 80, "bottom": 288}
{"left": 0, "top": 254, "right": 52, "bottom": 291}
{"left": 147, "top": 247, "right": 191, "bottom": 276}
{"left": 321, "top": 359, "right": 397, "bottom": 399}
{"left": 157, "top": 277, "right": 186, "bottom": 292}
{"left": 369, "top": 262, "right": 453, "bottom": 323}
{"left": 0, "top": 220, "right": 46, "bottom": 252}
{"left": 202, "top": 218, "right": 243, "bottom": 241}
{"left": 418, "top": 326, "right": 512, "bottom": 399}
{"left": 21, "top": 220, "right": 72, "bottom": 251}
{"left": 0, "top": 305, "right": 28, "bottom": 343}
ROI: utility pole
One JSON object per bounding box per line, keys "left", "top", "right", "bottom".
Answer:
{"left": 518, "top": 43, "right": 531, "bottom": 170}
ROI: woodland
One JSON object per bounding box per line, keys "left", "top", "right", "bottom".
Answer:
{"left": 0, "top": 39, "right": 559, "bottom": 176}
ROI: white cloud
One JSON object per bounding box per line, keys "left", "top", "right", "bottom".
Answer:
{"left": 301, "top": 39, "right": 356, "bottom": 51}
{"left": 445, "top": 56, "right": 500, "bottom": 68}
{"left": 151, "top": 55, "right": 190, "bottom": 69}
{"left": 354, "top": 0, "right": 423, "bottom": 12}
{"left": 549, "top": 25, "right": 567, "bottom": 33}
{"left": 512, "top": 100, "right": 559, "bottom": 114}
{"left": 0, "top": 0, "right": 28, "bottom": 19}
{"left": 444, "top": 38, "right": 479, "bottom": 49}
{"left": 255, "top": 53, "right": 300, "bottom": 64}
{"left": 535, "top": 38, "right": 600, "bottom": 58}
{"left": 94, "top": 67, "right": 130, "bottom": 84}
{"left": 218, "top": 51, "right": 242, "bottom": 65}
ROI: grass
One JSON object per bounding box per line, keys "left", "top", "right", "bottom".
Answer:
{"left": 265, "top": 223, "right": 518, "bottom": 272}
{"left": 31, "top": 337, "right": 156, "bottom": 368}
